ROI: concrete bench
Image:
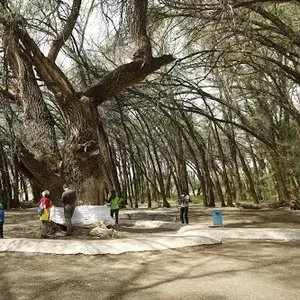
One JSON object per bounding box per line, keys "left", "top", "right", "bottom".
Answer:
{"left": 122, "top": 210, "right": 180, "bottom": 222}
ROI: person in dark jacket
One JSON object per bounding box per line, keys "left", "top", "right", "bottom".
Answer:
{"left": 61, "top": 184, "right": 77, "bottom": 236}
{"left": 0, "top": 203, "right": 5, "bottom": 238}
{"left": 179, "top": 192, "right": 190, "bottom": 225}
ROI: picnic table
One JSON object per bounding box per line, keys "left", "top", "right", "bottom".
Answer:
{"left": 122, "top": 210, "right": 180, "bottom": 222}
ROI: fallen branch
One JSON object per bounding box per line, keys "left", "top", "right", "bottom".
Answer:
{"left": 235, "top": 202, "right": 262, "bottom": 209}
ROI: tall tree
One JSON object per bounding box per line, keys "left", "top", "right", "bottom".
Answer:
{"left": 0, "top": 0, "right": 174, "bottom": 204}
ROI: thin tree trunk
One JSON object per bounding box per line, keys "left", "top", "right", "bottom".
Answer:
{"left": 0, "top": 146, "right": 12, "bottom": 208}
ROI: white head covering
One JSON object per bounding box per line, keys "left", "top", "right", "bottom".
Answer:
{"left": 42, "top": 190, "right": 50, "bottom": 197}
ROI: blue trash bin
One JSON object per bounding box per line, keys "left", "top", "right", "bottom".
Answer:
{"left": 212, "top": 210, "right": 223, "bottom": 226}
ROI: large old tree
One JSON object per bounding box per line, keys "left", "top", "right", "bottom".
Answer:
{"left": 0, "top": 0, "right": 174, "bottom": 204}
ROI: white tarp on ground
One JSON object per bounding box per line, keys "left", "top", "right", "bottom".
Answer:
{"left": 50, "top": 205, "right": 115, "bottom": 227}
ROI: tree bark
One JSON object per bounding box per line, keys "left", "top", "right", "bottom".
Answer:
{"left": 60, "top": 98, "right": 115, "bottom": 204}
{"left": 5, "top": 32, "right": 61, "bottom": 172}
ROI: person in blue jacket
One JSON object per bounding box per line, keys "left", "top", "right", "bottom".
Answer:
{"left": 0, "top": 203, "right": 5, "bottom": 238}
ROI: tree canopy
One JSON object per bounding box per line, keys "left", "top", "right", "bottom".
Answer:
{"left": 0, "top": 0, "right": 299, "bottom": 208}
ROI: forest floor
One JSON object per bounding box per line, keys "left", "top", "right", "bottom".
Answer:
{"left": 1, "top": 205, "right": 300, "bottom": 300}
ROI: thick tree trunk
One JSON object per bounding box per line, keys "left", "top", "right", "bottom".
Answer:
{"left": 61, "top": 99, "right": 115, "bottom": 204}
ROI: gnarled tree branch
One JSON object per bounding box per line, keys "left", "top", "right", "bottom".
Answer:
{"left": 0, "top": 86, "right": 16, "bottom": 102}
{"left": 132, "top": 0, "right": 152, "bottom": 65}
{"left": 14, "top": 142, "right": 64, "bottom": 202}
{"left": 48, "top": 0, "right": 82, "bottom": 62}
{"left": 80, "top": 54, "right": 175, "bottom": 106}
{"left": 17, "top": 29, "right": 76, "bottom": 100}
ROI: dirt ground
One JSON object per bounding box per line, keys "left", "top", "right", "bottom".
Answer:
{"left": 1, "top": 205, "right": 300, "bottom": 300}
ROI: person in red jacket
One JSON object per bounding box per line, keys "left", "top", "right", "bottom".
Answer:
{"left": 37, "top": 190, "right": 52, "bottom": 238}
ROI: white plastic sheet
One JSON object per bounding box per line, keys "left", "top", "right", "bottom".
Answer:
{"left": 50, "top": 205, "right": 115, "bottom": 226}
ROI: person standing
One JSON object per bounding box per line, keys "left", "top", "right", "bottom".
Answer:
{"left": 37, "top": 190, "right": 52, "bottom": 238}
{"left": 180, "top": 192, "right": 190, "bottom": 225}
{"left": 107, "top": 190, "right": 121, "bottom": 225}
{"left": 0, "top": 203, "right": 5, "bottom": 238}
{"left": 61, "top": 184, "right": 76, "bottom": 236}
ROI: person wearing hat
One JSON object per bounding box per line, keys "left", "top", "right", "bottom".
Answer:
{"left": 106, "top": 190, "right": 121, "bottom": 224}
{"left": 0, "top": 203, "right": 5, "bottom": 238}
{"left": 37, "top": 190, "right": 52, "bottom": 238}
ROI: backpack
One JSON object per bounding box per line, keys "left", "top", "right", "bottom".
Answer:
{"left": 0, "top": 210, "right": 4, "bottom": 222}
{"left": 37, "top": 203, "right": 44, "bottom": 216}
